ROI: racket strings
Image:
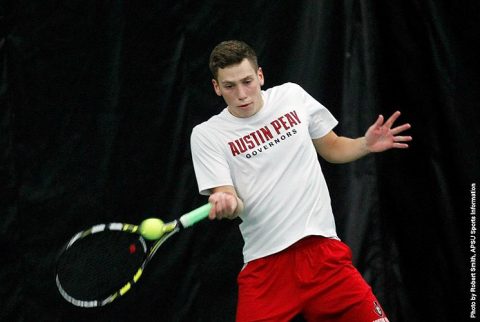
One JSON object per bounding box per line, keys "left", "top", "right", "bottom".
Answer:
{"left": 56, "top": 230, "right": 146, "bottom": 301}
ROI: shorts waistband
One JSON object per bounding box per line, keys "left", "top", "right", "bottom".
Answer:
{"left": 289, "top": 235, "right": 333, "bottom": 250}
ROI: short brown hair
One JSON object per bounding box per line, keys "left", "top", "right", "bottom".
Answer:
{"left": 209, "top": 40, "right": 258, "bottom": 79}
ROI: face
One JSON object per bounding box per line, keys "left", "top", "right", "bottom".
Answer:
{"left": 212, "top": 58, "right": 264, "bottom": 118}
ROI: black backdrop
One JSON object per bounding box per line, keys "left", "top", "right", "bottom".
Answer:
{"left": 2, "top": 1, "right": 480, "bottom": 321}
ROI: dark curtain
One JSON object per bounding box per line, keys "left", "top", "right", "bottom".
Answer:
{"left": 2, "top": 1, "right": 479, "bottom": 321}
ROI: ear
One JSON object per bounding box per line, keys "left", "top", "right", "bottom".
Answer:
{"left": 212, "top": 79, "right": 222, "bottom": 96}
{"left": 257, "top": 67, "right": 265, "bottom": 86}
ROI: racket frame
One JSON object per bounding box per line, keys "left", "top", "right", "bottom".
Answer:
{"left": 55, "top": 203, "right": 211, "bottom": 307}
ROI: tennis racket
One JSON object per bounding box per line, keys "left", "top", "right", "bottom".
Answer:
{"left": 55, "top": 203, "right": 212, "bottom": 308}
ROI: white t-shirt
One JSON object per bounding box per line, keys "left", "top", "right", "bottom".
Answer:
{"left": 191, "top": 82, "right": 339, "bottom": 263}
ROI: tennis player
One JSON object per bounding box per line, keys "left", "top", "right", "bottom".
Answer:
{"left": 191, "top": 40, "right": 411, "bottom": 322}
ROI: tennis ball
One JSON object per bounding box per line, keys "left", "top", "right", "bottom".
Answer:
{"left": 139, "top": 218, "right": 165, "bottom": 240}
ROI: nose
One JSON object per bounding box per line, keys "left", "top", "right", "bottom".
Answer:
{"left": 237, "top": 85, "right": 247, "bottom": 101}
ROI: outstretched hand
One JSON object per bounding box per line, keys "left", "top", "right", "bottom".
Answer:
{"left": 365, "top": 111, "right": 412, "bottom": 153}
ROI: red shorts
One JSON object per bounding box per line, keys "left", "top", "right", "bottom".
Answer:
{"left": 236, "top": 236, "right": 389, "bottom": 322}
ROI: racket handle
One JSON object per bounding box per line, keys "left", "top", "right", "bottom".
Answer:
{"left": 179, "top": 203, "right": 212, "bottom": 228}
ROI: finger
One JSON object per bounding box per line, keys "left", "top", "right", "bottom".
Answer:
{"left": 213, "top": 196, "right": 223, "bottom": 219}
{"left": 394, "top": 135, "right": 413, "bottom": 142}
{"left": 221, "top": 194, "right": 236, "bottom": 219}
{"left": 373, "top": 114, "right": 384, "bottom": 127}
{"left": 208, "top": 194, "right": 223, "bottom": 219}
{"left": 208, "top": 202, "right": 217, "bottom": 220}
{"left": 391, "top": 123, "right": 411, "bottom": 135}
{"left": 228, "top": 193, "right": 237, "bottom": 214}
{"left": 220, "top": 196, "right": 228, "bottom": 218}
{"left": 384, "top": 111, "right": 401, "bottom": 128}
{"left": 392, "top": 142, "right": 409, "bottom": 149}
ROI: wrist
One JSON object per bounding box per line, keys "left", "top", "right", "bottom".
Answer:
{"left": 234, "top": 195, "right": 244, "bottom": 215}
{"left": 361, "top": 136, "right": 372, "bottom": 154}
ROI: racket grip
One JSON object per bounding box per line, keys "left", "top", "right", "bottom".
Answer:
{"left": 179, "top": 203, "right": 212, "bottom": 228}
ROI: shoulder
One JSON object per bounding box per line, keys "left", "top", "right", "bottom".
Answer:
{"left": 191, "top": 120, "right": 213, "bottom": 142}
{"left": 191, "top": 110, "right": 232, "bottom": 147}
{"left": 265, "top": 82, "right": 304, "bottom": 94}
{"left": 192, "top": 110, "right": 226, "bottom": 134}
{"left": 263, "top": 82, "right": 307, "bottom": 102}
{"left": 191, "top": 121, "right": 217, "bottom": 153}
{"left": 261, "top": 83, "right": 311, "bottom": 112}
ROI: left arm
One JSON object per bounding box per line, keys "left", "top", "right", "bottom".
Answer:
{"left": 313, "top": 111, "right": 412, "bottom": 163}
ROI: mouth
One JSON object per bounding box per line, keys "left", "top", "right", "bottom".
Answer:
{"left": 238, "top": 102, "right": 252, "bottom": 108}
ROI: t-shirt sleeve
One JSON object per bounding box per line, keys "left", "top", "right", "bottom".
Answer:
{"left": 293, "top": 84, "right": 338, "bottom": 139}
{"left": 190, "top": 125, "right": 233, "bottom": 196}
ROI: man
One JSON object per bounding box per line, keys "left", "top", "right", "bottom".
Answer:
{"left": 190, "top": 40, "right": 411, "bottom": 322}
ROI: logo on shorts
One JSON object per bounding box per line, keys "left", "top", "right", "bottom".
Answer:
{"left": 373, "top": 301, "right": 383, "bottom": 317}
{"left": 373, "top": 318, "right": 389, "bottom": 322}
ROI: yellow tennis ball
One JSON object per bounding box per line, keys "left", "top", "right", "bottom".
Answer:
{"left": 139, "top": 218, "right": 165, "bottom": 240}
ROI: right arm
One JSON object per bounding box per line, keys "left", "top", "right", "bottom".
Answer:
{"left": 191, "top": 126, "right": 243, "bottom": 220}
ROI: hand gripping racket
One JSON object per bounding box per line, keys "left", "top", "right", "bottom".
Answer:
{"left": 55, "top": 203, "right": 211, "bottom": 308}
